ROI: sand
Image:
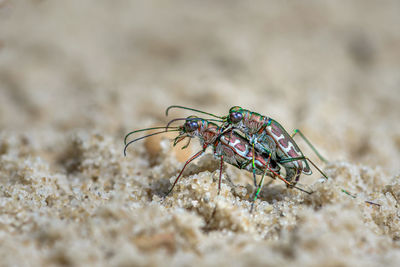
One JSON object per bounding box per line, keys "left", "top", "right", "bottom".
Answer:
{"left": 0, "top": 1, "right": 400, "bottom": 266}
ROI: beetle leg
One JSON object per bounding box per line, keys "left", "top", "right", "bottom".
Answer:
{"left": 165, "top": 149, "right": 205, "bottom": 197}
{"left": 280, "top": 156, "right": 328, "bottom": 180}
{"left": 250, "top": 154, "right": 313, "bottom": 212}
{"left": 291, "top": 129, "right": 328, "bottom": 163}
{"left": 218, "top": 155, "right": 224, "bottom": 195}
{"left": 340, "top": 189, "right": 380, "bottom": 207}
{"left": 261, "top": 164, "right": 311, "bottom": 193}
{"left": 251, "top": 142, "right": 258, "bottom": 187}
{"left": 251, "top": 153, "right": 271, "bottom": 213}
{"left": 279, "top": 156, "right": 378, "bottom": 206}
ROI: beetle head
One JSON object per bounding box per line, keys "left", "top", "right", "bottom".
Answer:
{"left": 226, "top": 106, "right": 244, "bottom": 125}
{"left": 173, "top": 116, "right": 203, "bottom": 146}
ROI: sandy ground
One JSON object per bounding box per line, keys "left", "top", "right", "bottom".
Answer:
{"left": 1, "top": 1, "right": 400, "bottom": 266}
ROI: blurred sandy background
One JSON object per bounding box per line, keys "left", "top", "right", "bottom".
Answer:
{"left": 0, "top": 1, "right": 400, "bottom": 266}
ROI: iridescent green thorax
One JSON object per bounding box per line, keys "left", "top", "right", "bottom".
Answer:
{"left": 229, "top": 106, "right": 243, "bottom": 113}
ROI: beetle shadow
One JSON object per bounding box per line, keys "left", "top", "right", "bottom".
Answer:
{"left": 256, "top": 184, "right": 296, "bottom": 203}
{"left": 149, "top": 178, "right": 171, "bottom": 199}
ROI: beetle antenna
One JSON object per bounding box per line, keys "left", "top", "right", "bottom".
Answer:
{"left": 166, "top": 105, "right": 223, "bottom": 119}
{"left": 124, "top": 126, "right": 178, "bottom": 145}
{"left": 124, "top": 129, "right": 179, "bottom": 156}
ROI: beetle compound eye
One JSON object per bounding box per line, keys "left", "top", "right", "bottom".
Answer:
{"left": 185, "top": 120, "right": 198, "bottom": 132}
{"left": 230, "top": 112, "right": 243, "bottom": 123}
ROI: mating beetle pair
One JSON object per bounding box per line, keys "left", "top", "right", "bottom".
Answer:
{"left": 124, "top": 105, "right": 379, "bottom": 210}
{"left": 166, "top": 106, "right": 328, "bottom": 187}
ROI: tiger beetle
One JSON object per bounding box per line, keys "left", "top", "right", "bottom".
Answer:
{"left": 124, "top": 116, "right": 312, "bottom": 212}
{"left": 165, "top": 105, "right": 381, "bottom": 207}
